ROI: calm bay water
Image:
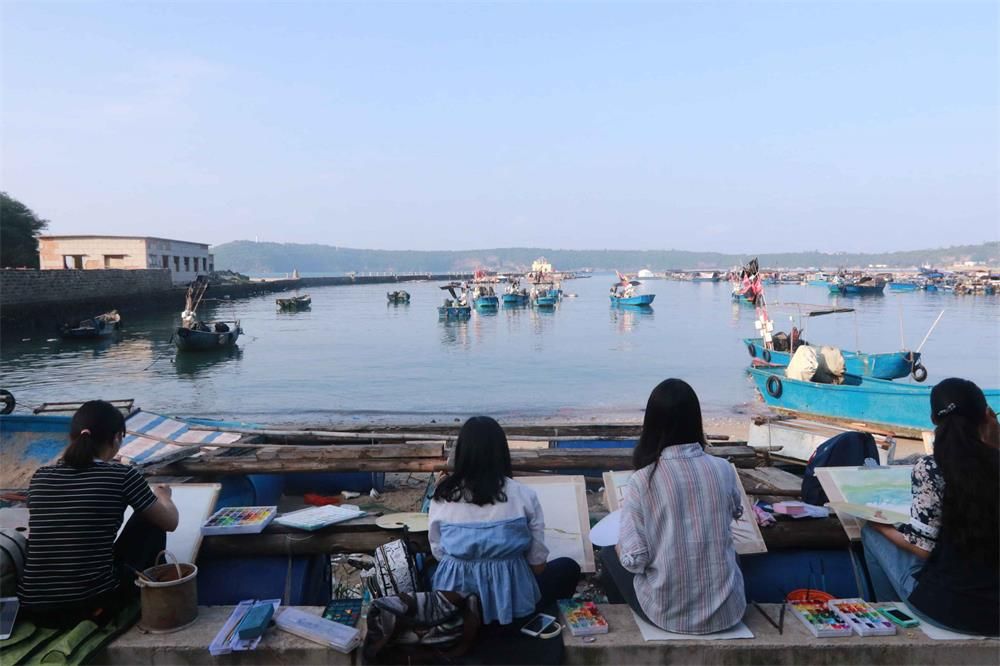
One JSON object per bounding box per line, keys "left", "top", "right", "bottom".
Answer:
{"left": 2, "top": 277, "right": 998, "bottom": 425}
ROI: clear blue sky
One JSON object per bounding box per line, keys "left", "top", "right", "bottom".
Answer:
{"left": 2, "top": 1, "right": 997, "bottom": 252}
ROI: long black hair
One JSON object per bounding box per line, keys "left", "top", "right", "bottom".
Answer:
{"left": 633, "top": 378, "right": 707, "bottom": 470}
{"left": 930, "top": 378, "right": 999, "bottom": 564}
{"left": 433, "top": 416, "right": 513, "bottom": 506}
{"left": 63, "top": 400, "right": 126, "bottom": 469}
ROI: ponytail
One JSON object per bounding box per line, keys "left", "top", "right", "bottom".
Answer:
{"left": 63, "top": 400, "right": 126, "bottom": 469}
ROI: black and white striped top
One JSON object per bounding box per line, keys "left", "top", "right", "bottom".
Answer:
{"left": 18, "top": 460, "right": 157, "bottom": 607}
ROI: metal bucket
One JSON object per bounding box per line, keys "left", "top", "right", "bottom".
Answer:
{"left": 136, "top": 551, "right": 199, "bottom": 633}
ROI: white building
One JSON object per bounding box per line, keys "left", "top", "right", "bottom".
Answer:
{"left": 39, "top": 235, "right": 213, "bottom": 284}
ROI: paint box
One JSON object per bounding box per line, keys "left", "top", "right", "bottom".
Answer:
{"left": 827, "top": 598, "right": 897, "bottom": 636}
{"left": 322, "top": 599, "right": 363, "bottom": 627}
{"left": 558, "top": 599, "right": 609, "bottom": 636}
{"left": 787, "top": 601, "right": 854, "bottom": 637}
{"left": 201, "top": 506, "right": 277, "bottom": 535}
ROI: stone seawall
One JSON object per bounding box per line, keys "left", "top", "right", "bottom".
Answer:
{"left": 0, "top": 269, "right": 473, "bottom": 334}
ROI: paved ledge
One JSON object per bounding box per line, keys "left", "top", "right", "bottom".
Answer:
{"left": 92, "top": 604, "right": 997, "bottom": 665}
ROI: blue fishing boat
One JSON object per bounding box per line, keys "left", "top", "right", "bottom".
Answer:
{"left": 502, "top": 280, "right": 529, "bottom": 306}
{"left": 743, "top": 338, "right": 923, "bottom": 381}
{"left": 828, "top": 276, "right": 886, "bottom": 295}
{"left": 610, "top": 294, "right": 655, "bottom": 307}
{"left": 472, "top": 285, "right": 499, "bottom": 310}
{"left": 747, "top": 366, "right": 1000, "bottom": 435}
{"left": 59, "top": 310, "right": 121, "bottom": 340}
{"left": 533, "top": 289, "right": 559, "bottom": 308}
{"left": 439, "top": 282, "right": 472, "bottom": 319}
{"left": 610, "top": 273, "right": 655, "bottom": 307}
{"left": 888, "top": 282, "right": 919, "bottom": 292}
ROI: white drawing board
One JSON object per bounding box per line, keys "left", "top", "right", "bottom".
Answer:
{"left": 121, "top": 483, "right": 220, "bottom": 564}
{"left": 519, "top": 476, "right": 596, "bottom": 573}
{"left": 602, "top": 464, "right": 767, "bottom": 555}
{"left": 815, "top": 466, "right": 912, "bottom": 541}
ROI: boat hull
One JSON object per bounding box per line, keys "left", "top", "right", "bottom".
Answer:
{"left": 828, "top": 283, "right": 886, "bottom": 295}
{"left": 807, "top": 280, "right": 830, "bottom": 287}
{"left": 610, "top": 294, "right": 655, "bottom": 306}
{"left": 438, "top": 306, "right": 471, "bottom": 319}
{"left": 534, "top": 297, "right": 558, "bottom": 307}
{"left": 174, "top": 326, "right": 241, "bottom": 351}
{"left": 502, "top": 293, "right": 528, "bottom": 306}
{"left": 888, "top": 283, "right": 919, "bottom": 292}
{"left": 743, "top": 338, "right": 921, "bottom": 380}
{"left": 747, "top": 367, "right": 1000, "bottom": 434}
{"left": 474, "top": 296, "right": 499, "bottom": 310}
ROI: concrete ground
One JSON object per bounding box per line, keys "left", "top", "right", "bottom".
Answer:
{"left": 94, "top": 604, "right": 998, "bottom": 665}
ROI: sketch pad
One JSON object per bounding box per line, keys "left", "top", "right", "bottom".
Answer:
{"left": 120, "top": 483, "right": 220, "bottom": 564}
{"left": 589, "top": 510, "right": 621, "bottom": 547}
{"left": 631, "top": 611, "right": 754, "bottom": 641}
{"left": 520, "top": 476, "right": 596, "bottom": 573}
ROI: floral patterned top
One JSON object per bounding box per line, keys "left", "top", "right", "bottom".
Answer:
{"left": 896, "top": 455, "right": 944, "bottom": 553}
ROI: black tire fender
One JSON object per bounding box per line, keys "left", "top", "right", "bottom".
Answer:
{"left": 747, "top": 342, "right": 757, "bottom": 358}
{"left": 765, "top": 376, "right": 783, "bottom": 399}
{"left": 912, "top": 364, "right": 928, "bottom": 383}
{"left": 762, "top": 348, "right": 772, "bottom": 363}
{"left": 0, "top": 390, "right": 15, "bottom": 415}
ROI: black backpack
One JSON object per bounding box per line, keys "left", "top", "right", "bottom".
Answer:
{"left": 801, "top": 431, "right": 879, "bottom": 505}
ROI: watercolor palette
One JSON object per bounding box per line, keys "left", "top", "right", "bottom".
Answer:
{"left": 827, "top": 599, "right": 897, "bottom": 636}
{"left": 558, "top": 599, "right": 609, "bottom": 637}
{"left": 787, "top": 601, "right": 854, "bottom": 637}
{"left": 201, "top": 506, "right": 277, "bottom": 535}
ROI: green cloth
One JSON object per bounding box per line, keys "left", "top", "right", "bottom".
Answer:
{"left": 0, "top": 604, "right": 138, "bottom": 666}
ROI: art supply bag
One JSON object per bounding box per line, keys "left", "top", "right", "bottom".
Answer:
{"left": 365, "top": 538, "right": 421, "bottom": 599}
{"left": 362, "top": 590, "right": 481, "bottom": 665}
{"left": 802, "top": 432, "right": 879, "bottom": 505}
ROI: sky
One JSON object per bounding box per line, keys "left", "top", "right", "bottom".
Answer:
{"left": 1, "top": 1, "right": 997, "bottom": 252}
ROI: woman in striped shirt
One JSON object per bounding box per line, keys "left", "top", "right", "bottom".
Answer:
{"left": 600, "top": 379, "right": 746, "bottom": 634}
{"left": 18, "top": 400, "right": 179, "bottom": 628}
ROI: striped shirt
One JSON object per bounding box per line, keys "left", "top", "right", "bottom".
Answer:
{"left": 18, "top": 460, "right": 157, "bottom": 608}
{"left": 618, "top": 443, "right": 747, "bottom": 634}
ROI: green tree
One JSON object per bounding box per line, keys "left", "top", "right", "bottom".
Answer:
{"left": 1, "top": 192, "right": 49, "bottom": 268}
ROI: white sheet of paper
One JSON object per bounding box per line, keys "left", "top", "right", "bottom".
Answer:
{"left": 589, "top": 510, "right": 621, "bottom": 547}
{"left": 120, "top": 483, "right": 220, "bottom": 564}
{"left": 519, "top": 476, "right": 596, "bottom": 573}
{"left": 895, "top": 605, "right": 993, "bottom": 641}
{"left": 631, "top": 611, "right": 754, "bottom": 641}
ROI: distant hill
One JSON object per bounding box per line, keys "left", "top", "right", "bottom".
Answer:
{"left": 211, "top": 240, "right": 1000, "bottom": 274}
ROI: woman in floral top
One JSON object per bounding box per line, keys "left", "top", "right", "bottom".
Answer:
{"left": 862, "top": 378, "right": 999, "bottom": 636}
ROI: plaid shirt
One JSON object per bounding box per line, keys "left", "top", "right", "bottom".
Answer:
{"left": 619, "top": 443, "right": 747, "bottom": 634}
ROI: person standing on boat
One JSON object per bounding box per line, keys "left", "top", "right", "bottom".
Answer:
{"left": 17, "top": 400, "right": 179, "bottom": 628}
{"left": 861, "top": 378, "right": 999, "bottom": 636}
{"left": 428, "top": 416, "right": 581, "bottom": 626}
{"left": 599, "top": 378, "right": 747, "bottom": 634}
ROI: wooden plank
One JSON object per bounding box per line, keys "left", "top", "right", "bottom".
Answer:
{"left": 738, "top": 467, "right": 803, "bottom": 497}
{"left": 761, "top": 517, "right": 849, "bottom": 550}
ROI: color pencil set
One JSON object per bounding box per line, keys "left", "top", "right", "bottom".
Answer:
{"left": 201, "top": 506, "right": 277, "bottom": 535}
{"left": 788, "top": 598, "right": 898, "bottom": 637}
{"left": 787, "top": 601, "right": 854, "bottom": 637}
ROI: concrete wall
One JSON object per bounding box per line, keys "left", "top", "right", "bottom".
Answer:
{"left": 1, "top": 268, "right": 173, "bottom": 306}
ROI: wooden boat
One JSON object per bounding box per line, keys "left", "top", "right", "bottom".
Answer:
{"left": 747, "top": 365, "right": 1000, "bottom": 435}
{"left": 691, "top": 271, "right": 720, "bottom": 283}
{"left": 59, "top": 311, "right": 121, "bottom": 339}
{"left": 610, "top": 273, "right": 654, "bottom": 307}
{"left": 472, "top": 285, "right": 499, "bottom": 310}
{"left": 438, "top": 282, "right": 471, "bottom": 319}
{"left": 611, "top": 294, "right": 654, "bottom": 307}
{"left": 387, "top": 290, "right": 411, "bottom": 304}
{"left": 744, "top": 338, "right": 923, "bottom": 381}
{"left": 887, "top": 282, "right": 920, "bottom": 292}
{"left": 502, "top": 282, "right": 529, "bottom": 306}
{"left": 828, "top": 276, "right": 885, "bottom": 295}
{"left": 174, "top": 280, "right": 242, "bottom": 352}
{"left": 276, "top": 294, "right": 312, "bottom": 311}
{"left": 533, "top": 288, "right": 559, "bottom": 308}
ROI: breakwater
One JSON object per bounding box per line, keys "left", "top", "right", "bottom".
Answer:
{"left": 0, "top": 269, "right": 472, "bottom": 334}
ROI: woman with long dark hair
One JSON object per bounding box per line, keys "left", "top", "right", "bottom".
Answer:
{"left": 18, "top": 400, "right": 179, "bottom": 628}
{"left": 600, "top": 379, "right": 746, "bottom": 634}
{"left": 862, "top": 378, "right": 999, "bottom": 635}
{"left": 429, "top": 416, "right": 581, "bottom": 625}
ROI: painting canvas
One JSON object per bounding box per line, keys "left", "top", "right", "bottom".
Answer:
{"left": 602, "top": 465, "right": 767, "bottom": 555}
{"left": 121, "top": 483, "right": 221, "bottom": 564}
{"left": 815, "top": 466, "right": 913, "bottom": 540}
{"left": 519, "top": 476, "right": 596, "bottom": 573}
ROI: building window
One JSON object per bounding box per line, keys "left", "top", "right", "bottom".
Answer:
{"left": 201, "top": 257, "right": 208, "bottom": 272}
{"left": 162, "top": 256, "right": 170, "bottom": 269}
{"left": 184, "top": 257, "right": 190, "bottom": 271}
{"left": 174, "top": 256, "right": 180, "bottom": 271}
{"left": 209, "top": 261, "right": 214, "bottom": 272}
{"left": 63, "top": 255, "right": 84, "bottom": 269}
{"left": 104, "top": 255, "right": 126, "bottom": 269}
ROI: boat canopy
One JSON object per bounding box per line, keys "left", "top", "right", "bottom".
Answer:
{"left": 768, "top": 303, "right": 856, "bottom": 318}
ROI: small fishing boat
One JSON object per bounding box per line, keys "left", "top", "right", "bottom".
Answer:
{"left": 532, "top": 288, "right": 559, "bottom": 308}
{"left": 828, "top": 275, "right": 886, "bottom": 295}
{"left": 276, "top": 294, "right": 312, "bottom": 311}
{"left": 438, "top": 282, "right": 471, "bottom": 319}
{"left": 472, "top": 285, "right": 499, "bottom": 310}
{"left": 691, "top": 271, "right": 721, "bottom": 283}
{"left": 887, "top": 281, "right": 920, "bottom": 292}
{"left": 747, "top": 366, "right": 1000, "bottom": 435}
{"left": 174, "top": 281, "right": 242, "bottom": 352}
{"left": 387, "top": 290, "right": 411, "bottom": 304}
{"left": 610, "top": 272, "right": 655, "bottom": 307}
{"left": 59, "top": 311, "right": 121, "bottom": 340}
{"left": 502, "top": 280, "right": 529, "bottom": 306}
